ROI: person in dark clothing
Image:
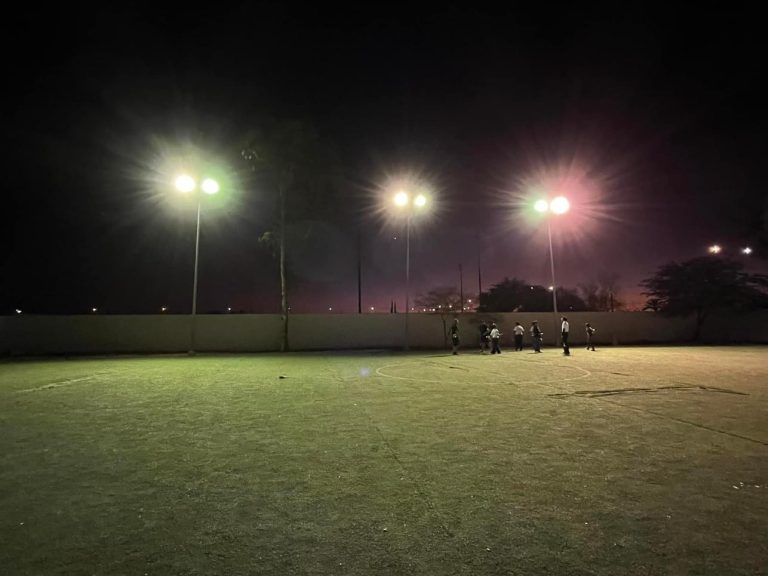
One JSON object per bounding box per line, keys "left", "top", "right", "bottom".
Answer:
{"left": 585, "top": 322, "right": 596, "bottom": 351}
{"left": 450, "top": 318, "right": 460, "bottom": 355}
{"left": 531, "top": 321, "right": 542, "bottom": 353}
{"left": 479, "top": 321, "right": 490, "bottom": 354}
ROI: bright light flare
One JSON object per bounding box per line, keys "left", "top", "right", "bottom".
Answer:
{"left": 550, "top": 196, "right": 570, "bottom": 214}
{"left": 742, "top": 247, "right": 753, "bottom": 255}
{"left": 534, "top": 199, "right": 549, "bottom": 213}
{"left": 175, "top": 174, "right": 196, "bottom": 193}
{"left": 369, "top": 171, "right": 438, "bottom": 230}
{"left": 709, "top": 244, "right": 722, "bottom": 254}
{"left": 201, "top": 178, "right": 220, "bottom": 195}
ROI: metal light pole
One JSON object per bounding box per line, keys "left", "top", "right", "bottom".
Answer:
{"left": 175, "top": 174, "right": 220, "bottom": 355}
{"left": 535, "top": 196, "right": 569, "bottom": 348}
{"left": 190, "top": 198, "right": 202, "bottom": 353}
{"left": 394, "top": 190, "right": 426, "bottom": 351}
{"left": 546, "top": 219, "right": 559, "bottom": 346}
{"left": 405, "top": 215, "right": 411, "bottom": 350}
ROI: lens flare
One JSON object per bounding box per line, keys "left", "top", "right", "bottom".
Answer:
{"left": 174, "top": 174, "right": 196, "bottom": 193}
{"left": 201, "top": 178, "right": 220, "bottom": 194}
{"left": 550, "top": 196, "right": 570, "bottom": 214}
{"left": 534, "top": 199, "right": 549, "bottom": 213}
{"left": 394, "top": 191, "right": 409, "bottom": 206}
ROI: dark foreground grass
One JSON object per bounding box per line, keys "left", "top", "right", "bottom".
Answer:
{"left": 1, "top": 347, "right": 766, "bottom": 575}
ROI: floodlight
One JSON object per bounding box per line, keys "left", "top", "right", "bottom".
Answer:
{"left": 175, "top": 174, "right": 196, "bottom": 193}
{"left": 534, "top": 199, "right": 549, "bottom": 213}
{"left": 201, "top": 178, "right": 220, "bottom": 194}
{"left": 550, "top": 196, "right": 570, "bottom": 214}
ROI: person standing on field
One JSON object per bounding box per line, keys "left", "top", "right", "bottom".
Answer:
{"left": 531, "top": 321, "right": 542, "bottom": 353}
{"left": 585, "top": 322, "right": 596, "bottom": 351}
{"left": 561, "top": 316, "right": 571, "bottom": 356}
{"left": 450, "top": 318, "right": 460, "bottom": 355}
{"left": 479, "top": 321, "right": 490, "bottom": 354}
{"left": 513, "top": 322, "right": 525, "bottom": 351}
{"left": 489, "top": 323, "right": 502, "bottom": 354}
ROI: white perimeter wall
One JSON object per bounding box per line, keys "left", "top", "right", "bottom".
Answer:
{"left": 1, "top": 311, "right": 766, "bottom": 355}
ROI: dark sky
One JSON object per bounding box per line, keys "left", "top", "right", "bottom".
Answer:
{"left": 3, "top": 5, "right": 767, "bottom": 314}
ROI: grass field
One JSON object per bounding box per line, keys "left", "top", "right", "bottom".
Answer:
{"left": 1, "top": 347, "right": 767, "bottom": 575}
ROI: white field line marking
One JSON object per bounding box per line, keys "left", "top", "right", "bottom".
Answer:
{"left": 17, "top": 373, "right": 111, "bottom": 393}
{"left": 375, "top": 361, "right": 591, "bottom": 385}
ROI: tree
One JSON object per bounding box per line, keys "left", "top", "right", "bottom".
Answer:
{"left": 415, "top": 286, "right": 474, "bottom": 349}
{"left": 478, "top": 277, "right": 586, "bottom": 312}
{"left": 242, "top": 119, "right": 342, "bottom": 350}
{"left": 640, "top": 257, "right": 768, "bottom": 340}
{"left": 414, "top": 286, "right": 464, "bottom": 312}
{"left": 578, "top": 273, "right": 624, "bottom": 311}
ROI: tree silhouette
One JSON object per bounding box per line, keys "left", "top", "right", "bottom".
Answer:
{"left": 640, "top": 257, "right": 768, "bottom": 339}
{"left": 242, "top": 119, "right": 342, "bottom": 350}
{"left": 478, "top": 277, "right": 586, "bottom": 312}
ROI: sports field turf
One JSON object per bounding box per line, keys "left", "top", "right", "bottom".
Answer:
{"left": 1, "top": 347, "right": 766, "bottom": 575}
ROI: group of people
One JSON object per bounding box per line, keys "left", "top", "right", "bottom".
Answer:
{"left": 449, "top": 318, "right": 597, "bottom": 355}
{"left": 559, "top": 317, "right": 597, "bottom": 355}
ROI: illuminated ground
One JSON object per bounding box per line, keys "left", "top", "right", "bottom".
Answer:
{"left": 1, "top": 347, "right": 766, "bottom": 575}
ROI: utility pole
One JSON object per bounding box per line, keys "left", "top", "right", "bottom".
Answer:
{"left": 459, "top": 263, "right": 464, "bottom": 312}
{"left": 357, "top": 227, "right": 362, "bottom": 314}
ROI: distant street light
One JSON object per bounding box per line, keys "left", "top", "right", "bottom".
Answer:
{"left": 394, "top": 190, "right": 429, "bottom": 350}
{"left": 535, "top": 196, "right": 570, "bottom": 346}
{"left": 742, "top": 247, "right": 753, "bottom": 255}
{"left": 708, "top": 244, "right": 722, "bottom": 254}
{"left": 175, "top": 173, "right": 220, "bottom": 354}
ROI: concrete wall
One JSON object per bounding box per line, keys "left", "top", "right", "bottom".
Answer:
{"left": 1, "top": 311, "right": 766, "bottom": 356}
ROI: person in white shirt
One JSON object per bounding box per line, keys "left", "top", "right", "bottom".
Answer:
{"left": 513, "top": 322, "right": 525, "bottom": 351}
{"left": 489, "top": 323, "right": 502, "bottom": 354}
{"left": 561, "top": 316, "right": 570, "bottom": 356}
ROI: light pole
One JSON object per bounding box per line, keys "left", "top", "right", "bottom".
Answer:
{"left": 394, "top": 190, "right": 427, "bottom": 350}
{"left": 535, "top": 196, "right": 570, "bottom": 346}
{"left": 175, "top": 174, "right": 220, "bottom": 354}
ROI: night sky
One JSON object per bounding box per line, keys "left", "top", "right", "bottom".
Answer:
{"left": 4, "top": 5, "right": 767, "bottom": 314}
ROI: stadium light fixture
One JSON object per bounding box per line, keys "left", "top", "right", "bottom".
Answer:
{"left": 534, "top": 196, "right": 570, "bottom": 346}
{"left": 173, "top": 173, "right": 221, "bottom": 354}
{"left": 392, "top": 188, "right": 429, "bottom": 350}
